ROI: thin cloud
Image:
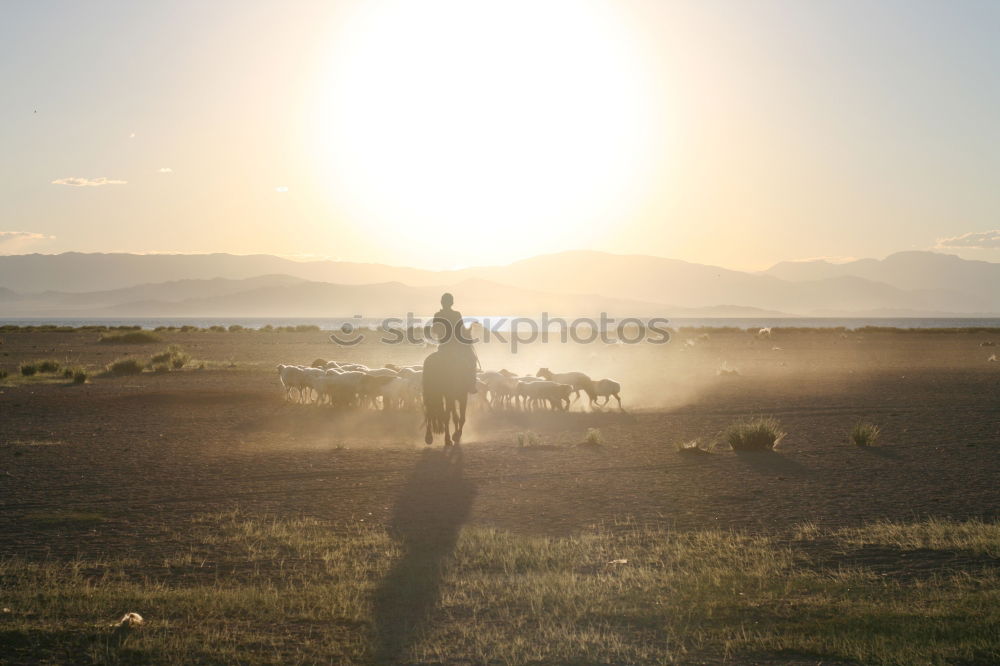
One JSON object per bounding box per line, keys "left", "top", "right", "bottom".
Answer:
{"left": 275, "top": 186, "right": 289, "bottom": 193}
{"left": 0, "top": 231, "right": 54, "bottom": 241}
{"left": 51, "top": 177, "right": 127, "bottom": 187}
{"left": 157, "top": 167, "right": 173, "bottom": 173}
{"left": 0, "top": 230, "right": 56, "bottom": 253}
{"left": 936, "top": 230, "right": 1000, "bottom": 250}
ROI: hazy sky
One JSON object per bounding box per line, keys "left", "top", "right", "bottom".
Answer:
{"left": 2, "top": 0, "right": 999, "bottom": 270}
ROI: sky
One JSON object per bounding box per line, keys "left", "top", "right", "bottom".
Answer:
{"left": 2, "top": 0, "right": 999, "bottom": 270}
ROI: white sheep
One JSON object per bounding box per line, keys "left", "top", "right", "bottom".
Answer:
{"left": 536, "top": 368, "right": 596, "bottom": 403}
{"left": 517, "top": 380, "right": 573, "bottom": 411}
{"left": 317, "top": 370, "right": 366, "bottom": 407}
{"left": 479, "top": 371, "right": 519, "bottom": 407}
{"left": 277, "top": 364, "right": 307, "bottom": 402}
{"left": 592, "top": 378, "right": 622, "bottom": 409}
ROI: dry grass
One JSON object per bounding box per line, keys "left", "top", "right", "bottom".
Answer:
{"left": 99, "top": 331, "right": 161, "bottom": 344}
{"left": 724, "top": 416, "right": 785, "bottom": 451}
{"left": 1, "top": 513, "right": 997, "bottom": 664}
{"left": 104, "top": 357, "right": 145, "bottom": 377}
{"left": 851, "top": 420, "right": 882, "bottom": 447}
{"left": 676, "top": 439, "right": 712, "bottom": 455}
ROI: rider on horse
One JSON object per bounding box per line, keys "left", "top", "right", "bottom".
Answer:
{"left": 432, "top": 292, "right": 478, "bottom": 394}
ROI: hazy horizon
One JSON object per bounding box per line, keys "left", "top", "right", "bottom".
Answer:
{"left": 3, "top": 0, "right": 1000, "bottom": 271}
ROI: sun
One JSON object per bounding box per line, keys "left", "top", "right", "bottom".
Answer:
{"left": 311, "top": 0, "right": 658, "bottom": 267}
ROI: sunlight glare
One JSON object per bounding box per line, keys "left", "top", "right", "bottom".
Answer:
{"left": 312, "top": 0, "right": 658, "bottom": 266}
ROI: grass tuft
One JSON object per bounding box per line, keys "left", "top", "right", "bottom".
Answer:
{"left": 36, "top": 359, "right": 62, "bottom": 373}
{"left": 515, "top": 431, "right": 541, "bottom": 448}
{"left": 725, "top": 416, "right": 785, "bottom": 451}
{"left": 582, "top": 427, "right": 604, "bottom": 446}
{"left": 850, "top": 420, "right": 881, "bottom": 447}
{"left": 19, "top": 363, "right": 37, "bottom": 376}
{"left": 99, "top": 331, "right": 161, "bottom": 344}
{"left": 104, "top": 357, "right": 145, "bottom": 377}
{"left": 151, "top": 344, "right": 190, "bottom": 369}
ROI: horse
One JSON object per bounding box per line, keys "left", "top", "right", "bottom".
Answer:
{"left": 422, "top": 350, "right": 469, "bottom": 446}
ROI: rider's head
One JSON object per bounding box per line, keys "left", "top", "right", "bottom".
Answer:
{"left": 440, "top": 292, "right": 454, "bottom": 308}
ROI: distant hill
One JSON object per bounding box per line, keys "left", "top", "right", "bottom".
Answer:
{"left": 0, "top": 275, "right": 783, "bottom": 318}
{"left": 763, "top": 251, "right": 1000, "bottom": 311}
{"left": 0, "top": 249, "right": 997, "bottom": 316}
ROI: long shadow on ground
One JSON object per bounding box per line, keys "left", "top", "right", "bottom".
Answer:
{"left": 373, "top": 446, "right": 475, "bottom": 663}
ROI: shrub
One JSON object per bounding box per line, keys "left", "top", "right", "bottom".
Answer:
{"left": 151, "top": 344, "right": 190, "bottom": 369}
{"left": 725, "top": 416, "right": 785, "bottom": 451}
{"left": 850, "top": 420, "right": 881, "bottom": 447}
{"left": 62, "top": 368, "right": 73, "bottom": 378}
{"left": 515, "top": 431, "right": 540, "bottom": 448}
{"left": 36, "top": 359, "right": 62, "bottom": 373}
{"left": 99, "top": 331, "right": 161, "bottom": 344}
{"left": 153, "top": 363, "right": 171, "bottom": 374}
{"left": 209, "top": 325, "right": 226, "bottom": 332}
{"left": 582, "top": 428, "right": 604, "bottom": 446}
{"left": 228, "top": 324, "right": 244, "bottom": 332}
{"left": 105, "top": 357, "right": 144, "bottom": 376}
{"left": 180, "top": 325, "right": 200, "bottom": 333}
{"left": 311, "top": 358, "right": 327, "bottom": 368}
{"left": 20, "top": 363, "right": 37, "bottom": 376}
{"left": 71, "top": 368, "right": 88, "bottom": 384}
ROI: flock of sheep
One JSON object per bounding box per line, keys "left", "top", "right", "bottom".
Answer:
{"left": 276, "top": 360, "right": 623, "bottom": 412}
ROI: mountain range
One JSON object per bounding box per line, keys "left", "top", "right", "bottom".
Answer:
{"left": 0, "top": 250, "right": 997, "bottom": 317}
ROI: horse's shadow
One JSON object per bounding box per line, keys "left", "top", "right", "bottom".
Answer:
{"left": 373, "top": 446, "right": 475, "bottom": 662}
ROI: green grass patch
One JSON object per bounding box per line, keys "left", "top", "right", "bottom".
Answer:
{"left": 104, "top": 357, "right": 145, "bottom": 377}
{"left": 150, "top": 344, "right": 190, "bottom": 370}
{"left": 0, "top": 515, "right": 997, "bottom": 664}
{"left": 99, "top": 331, "right": 161, "bottom": 345}
{"left": 851, "top": 420, "right": 882, "bottom": 447}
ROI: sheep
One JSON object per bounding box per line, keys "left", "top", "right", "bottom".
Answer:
{"left": 359, "top": 373, "right": 397, "bottom": 408}
{"left": 277, "top": 364, "right": 307, "bottom": 402}
{"left": 592, "top": 378, "right": 622, "bottom": 409}
{"left": 517, "top": 380, "right": 573, "bottom": 411}
{"left": 364, "top": 367, "right": 399, "bottom": 378}
{"left": 377, "top": 376, "right": 415, "bottom": 410}
{"left": 317, "top": 370, "right": 366, "bottom": 407}
{"left": 536, "top": 368, "right": 596, "bottom": 403}
{"left": 479, "top": 371, "right": 520, "bottom": 408}
{"left": 300, "top": 367, "right": 328, "bottom": 403}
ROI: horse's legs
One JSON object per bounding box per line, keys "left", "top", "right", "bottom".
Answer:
{"left": 443, "top": 407, "right": 452, "bottom": 446}
{"left": 453, "top": 396, "right": 467, "bottom": 444}
{"left": 424, "top": 395, "right": 435, "bottom": 445}
{"left": 613, "top": 393, "right": 623, "bottom": 409}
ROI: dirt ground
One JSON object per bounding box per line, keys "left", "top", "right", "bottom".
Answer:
{"left": 1, "top": 327, "right": 998, "bottom": 563}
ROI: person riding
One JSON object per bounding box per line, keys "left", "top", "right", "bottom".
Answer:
{"left": 432, "top": 292, "right": 478, "bottom": 393}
